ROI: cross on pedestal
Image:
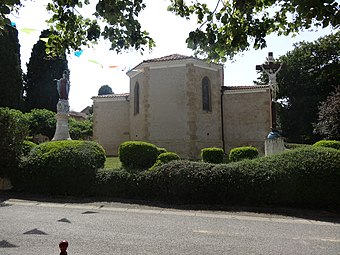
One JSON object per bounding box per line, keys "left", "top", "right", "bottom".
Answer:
{"left": 256, "top": 52, "right": 283, "bottom": 131}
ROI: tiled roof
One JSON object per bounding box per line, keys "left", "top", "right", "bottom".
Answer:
{"left": 92, "top": 93, "right": 129, "bottom": 99}
{"left": 142, "top": 54, "right": 194, "bottom": 63}
{"left": 222, "top": 85, "right": 269, "bottom": 91}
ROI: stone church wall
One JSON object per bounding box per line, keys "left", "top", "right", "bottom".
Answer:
{"left": 92, "top": 96, "right": 130, "bottom": 156}
{"left": 185, "top": 63, "right": 223, "bottom": 158}
{"left": 146, "top": 66, "right": 190, "bottom": 156}
{"left": 222, "top": 87, "right": 271, "bottom": 155}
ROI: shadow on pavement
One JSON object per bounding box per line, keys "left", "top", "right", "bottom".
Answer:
{"left": 1, "top": 190, "right": 339, "bottom": 225}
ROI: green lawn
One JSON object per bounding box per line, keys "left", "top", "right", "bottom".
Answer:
{"left": 104, "top": 157, "right": 122, "bottom": 169}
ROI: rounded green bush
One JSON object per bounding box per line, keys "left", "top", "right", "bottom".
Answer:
{"left": 229, "top": 146, "right": 259, "bottom": 162}
{"left": 119, "top": 141, "right": 159, "bottom": 170}
{"left": 313, "top": 140, "right": 340, "bottom": 150}
{"left": 157, "top": 147, "right": 167, "bottom": 155}
{"left": 149, "top": 152, "right": 180, "bottom": 170}
{"left": 17, "top": 140, "right": 106, "bottom": 195}
{"left": 201, "top": 147, "right": 224, "bottom": 164}
{"left": 157, "top": 152, "right": 180, "bottom": 163}
{"left": 21, "top": 140, "right": 37, "bottom": 156}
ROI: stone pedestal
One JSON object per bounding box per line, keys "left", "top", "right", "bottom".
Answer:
{"left": 265, "top": 136, "right": 285, "bottom": 156}
{"left": 52, "top": 99, "right": 71, "bottom": 141}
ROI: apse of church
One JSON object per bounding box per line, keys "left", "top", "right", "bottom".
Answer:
{"left": 92, "top": 54, "right": 271, "bottom": 158}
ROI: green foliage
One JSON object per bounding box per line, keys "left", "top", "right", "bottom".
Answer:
{"left": 201, "top": 147, "right": 224, "bottom": 164}
{"left": 150, "top": 152, "right": 180, "bottom": 170}
{"left": 25, "top": 108, "right": 56, "bottom": 139}
{"left": 133, "top": 147, "right": 340, "bottom": 209}
{"left": 68, "top": 117, "right": 93, "bottom": 140}
{"left": 276, "top": 32, "right": 340, "bottom": 144}
{"left": 104, "top": 157, "right": 122, "bottom": 169}
{"left": 157, "top": 147, "right": 167, "bottom": 155}
{"left": 98, "top": 85, "right": 113, "bottom": 95}
{"left": 2, "top": 0, "right": 155, "bottom": 57}
{"left": 229, "top": 146, "right": 259, "bottom": 162}
{"left": 314, "top": 86, "right": 340, "bottom": 140}
{"left": 284, "top": 143, "right": 310, "bottom": 150}
{"left": 118, "top": 141, "right": 159, "bottom": 170}
{"left": 157, "top": 152, "right": 180, "bottom": 163}
{"left": 0, "top": 107, "right": 29, "bottom": 177}
{"left": 24, "top": 29, "right": 68, "bottom": 112}
{"left": 16, "top": 140, "right": 106, "bottom": 195}
{"left": 168, "top": 0, "right": 339, "bottom": 61}
{"left": 313, "top": 140, "right": 340, "bottom": 150}
{"left": 0, "top": 24, "right": 23, "bottom": 109}
{"left": 1, "top": 0, "right": 338, "bottom": 60}
{"left": 92, "top": 169, "right": 136, "bottom": 198}
{"left": 21, "top": 140, "right": 37, "bottom": 156}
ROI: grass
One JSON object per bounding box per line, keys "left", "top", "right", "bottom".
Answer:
{"left": 104, "top": 157, "right": 122, "bottom": 169}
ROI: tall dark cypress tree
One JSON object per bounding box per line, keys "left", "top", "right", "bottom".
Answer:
{"left": 0, "top": 23, "right": 23, "bottom": 109}
{"left": 25, "top": 29, "right": 68, "bottom": 112}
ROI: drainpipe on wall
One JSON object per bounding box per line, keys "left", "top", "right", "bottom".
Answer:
{"left": 220, "top": 86, "right": 227, "bottom": 153}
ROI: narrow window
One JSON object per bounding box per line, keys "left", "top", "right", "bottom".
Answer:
{"left": 202, "top": 77, "right": 212, "bottom": 112}
{"left": 134, "top": 82, "right": 139, "bottom": 115}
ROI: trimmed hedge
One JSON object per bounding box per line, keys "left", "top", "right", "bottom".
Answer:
{"left": 118, "top": 141, "right": 159, "bottom": 170}
{"left": 15, "top": 140, "right": 105, "bottom": 195}
{"left": 229, "top": 146, "right": 259, "bottom": 162}
{"left": 313, "top": 140, "right": 340, "bottom": 150}
{"left": 201, "top": 147, "right": 224, "bottom": 164}
{"left": 21, "top": 140, "right": 37, "bottom": 156}
{"left": 284, "top": 143, "right": 310, "bottom": 150}
{"left": 91, "top": 147, "right": 340, "bottom": 210}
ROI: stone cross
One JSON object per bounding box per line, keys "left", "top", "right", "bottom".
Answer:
{"left": 256, "top": 52, "right": 283, "bottom": 101}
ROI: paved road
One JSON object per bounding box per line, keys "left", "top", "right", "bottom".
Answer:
{"left": 1, "top": 197, "right": 340, "bottom": 254}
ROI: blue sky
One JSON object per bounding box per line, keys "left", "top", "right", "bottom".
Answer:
{"left": 10, "top": 0, "right": 335, "bottom": 111}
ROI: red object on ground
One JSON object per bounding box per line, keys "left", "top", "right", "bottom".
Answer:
{"left": 59, "top": 240, "right": 68, "bottom": 255}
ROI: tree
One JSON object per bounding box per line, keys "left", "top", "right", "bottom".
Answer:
{"left": 3, "top": 1, "right": 338, "bottom": 61}
{"left": 1, "top": 0, "right": 155, "bottom": 57}
{"left": 25, "top": 108, "right": 56, "bottom": 140}
{"left": 0, "top": 23, "right": 23, "bottom": 109}
{"left": 69, "top": 116, "right": 93, "bottom": 140}
{"left": 98, "top": 85, "right": 113, "bottom": 95}
{"left": 272, "top": 32, "right": 339, "bottom": 143}
{"left": 24, "top": 30, "right": 68, "bottom": 112}
{"left": 0, "top": 107, "right": 29, "bottom": 177}
{"left": 168, "top": 0, "right": 339, "bottom": 61}
{"left": 314, "top": 86, "right": 340, "bottom": 140}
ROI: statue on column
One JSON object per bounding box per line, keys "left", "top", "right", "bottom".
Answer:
{"left": 52, "top": 70, "right": 71, "bottom": 140}
{"left": 54, "top": 70, "right": 70, "bottom": 114}
{"left": 56, "top": 70, "right": 70, "bottom": 100}
{"left": 256, "top": 53, "right": 285, "bottom": 155}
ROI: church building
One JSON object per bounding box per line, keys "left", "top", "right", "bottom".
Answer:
{"left": 92, "top": 54, "right": 271, "bottom": 158}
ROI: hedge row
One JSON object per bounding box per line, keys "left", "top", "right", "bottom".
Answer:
{"left": 91, "top": 146, "right": 340, "bottom": 210}
{"left": 11, "top": 143, "right": 340, "bottom": 210}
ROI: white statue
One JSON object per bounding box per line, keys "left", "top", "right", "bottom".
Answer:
{"left": 260, "top": 63, "right": 283, "bottom": 101}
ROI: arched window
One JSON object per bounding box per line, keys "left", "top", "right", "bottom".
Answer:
{"left": 202, "top": 77, "right": 212, "bottom": 112}
{"left": 134, "top": 82, "right": 139, "bottom": 115}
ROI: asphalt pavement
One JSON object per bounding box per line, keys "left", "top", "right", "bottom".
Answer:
{"left": 1, "top": 192, "right": 340, "bottom": 254}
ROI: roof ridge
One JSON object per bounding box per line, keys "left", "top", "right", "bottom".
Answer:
{"left": 92, "top": 93, "right": 130, "bottom": 99}
{"left": 143, "top": 53, "right": 193, "bottom": 63}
